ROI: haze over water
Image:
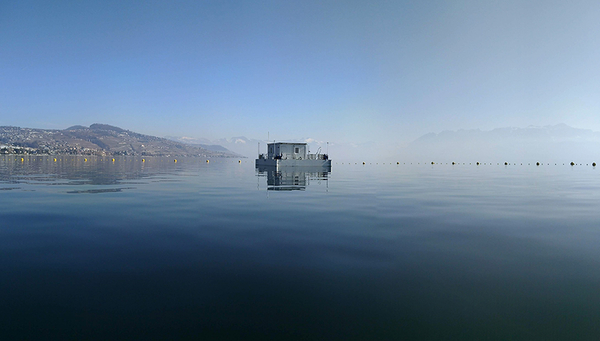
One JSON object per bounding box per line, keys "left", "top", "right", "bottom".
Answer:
{"left": 1, "top": 155, "right": 599, "bottom": 340}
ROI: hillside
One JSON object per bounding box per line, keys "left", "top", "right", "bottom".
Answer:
{"left": 0, "top": 124, "right": 240, "bottom": 157}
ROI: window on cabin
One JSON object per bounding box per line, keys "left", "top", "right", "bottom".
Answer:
{"left": 295, "top": 147, "right": 299, "bottom": 153}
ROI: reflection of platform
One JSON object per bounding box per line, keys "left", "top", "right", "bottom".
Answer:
{"left": 256, "top": 165, "right": 331, "bottom": 191}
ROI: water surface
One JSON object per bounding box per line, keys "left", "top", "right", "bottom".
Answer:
{"left": 1, "top": 156, "right": 599, "bottom": 340}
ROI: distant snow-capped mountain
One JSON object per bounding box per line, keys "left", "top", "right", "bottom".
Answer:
{"left": 165, "top": 136, "right": 340, "bottom": 159}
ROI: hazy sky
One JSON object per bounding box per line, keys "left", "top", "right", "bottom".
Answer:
{"left": 2, "top": 0, "right": 599, "bottom": 145}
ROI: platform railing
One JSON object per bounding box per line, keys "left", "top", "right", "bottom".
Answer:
{"left": 307, "top": 153, "right": 329, "bottom": 160}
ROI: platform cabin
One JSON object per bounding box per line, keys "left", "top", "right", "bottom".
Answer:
{"left": 267, "top": 142, "right": 307, "bottom": 160}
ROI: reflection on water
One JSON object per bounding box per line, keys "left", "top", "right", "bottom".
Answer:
{"left": 256, "top": 165, "right": 330, "bottom": 191}
{"left": 66, "top": 187, "right": 136, "bottom": 194}
{"left": 0, "top": 155, "right": 183, "bottom": 187}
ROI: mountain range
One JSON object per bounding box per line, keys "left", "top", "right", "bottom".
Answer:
{"left": 399, "top": 124, "right": 600, "bottom": 162}
{"left": 2, "top": 123, "right": 598, "bottom": 162}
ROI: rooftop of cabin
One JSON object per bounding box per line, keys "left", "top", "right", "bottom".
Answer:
{"left": 267, "top": 142, "right": 307, "bottom": 146}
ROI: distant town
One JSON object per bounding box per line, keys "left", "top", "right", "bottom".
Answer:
{"left": 0, "top": 124, "right": 241, "bottom": 158}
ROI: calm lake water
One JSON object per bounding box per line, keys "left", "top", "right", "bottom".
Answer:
{"left": 1, "top": 156, "right": 599, "bottom": 340}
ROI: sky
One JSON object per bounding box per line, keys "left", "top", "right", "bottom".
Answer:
{"left": 2, "top": 0, "right": 600, "bottom": 148}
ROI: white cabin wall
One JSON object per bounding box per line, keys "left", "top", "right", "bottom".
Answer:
{"left": 280, "top": 144, "right": 292, "bottom": 159}
{"left": 266, "top": 143, "right": 308, "bottom": 159}
{"left": 296, "top": 145, "right": 307, "bottom": 159}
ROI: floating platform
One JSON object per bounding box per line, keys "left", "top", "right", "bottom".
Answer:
{"left": 255, "top": 142, "right": 331, "bottom": 168}
{"left": 255, "top": 158, "right": 331, "bottom": 168}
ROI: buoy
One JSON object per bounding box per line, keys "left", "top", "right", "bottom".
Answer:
{"left": 239, "top": 160, "right": 241, "bottom": 163}
{"left": 362, "top": 162, "right": 365, "bottom": 165}
{"left": 174, "top": 159, "right": 177, "bottom": 163}
{"left": 112, "top": 158, "right": 115, "bottom": 162}
{"left": 476, "top": 162, "right": 479, "bottom": 165}
{"left": 570, "top": 162, "right": 575, "bottom": 166}
{"left": 452, "top": 162, "right": 455, "bottom": 165}
{"left": 142, "top": 159, "right": 145, "bottom": 162}
{"left": 21, "top": 158, "right": 24, "bottom": 162}
{"left": 431, "top": 162, "right": 434, "bottom": 165}
{"left": 84, "top": 158, "right": 87, "bottom": 162}
{"left": 54, "top": 158, "right": 57, "bottom": 162}
{"left": 593, "top": 162, "right": 596, "bottom": 167}
{"left": 397, "top": 162, "right": 399, "bottom": 164}
{"left": 206, "top": 160, "right": 209, "bottom": 163}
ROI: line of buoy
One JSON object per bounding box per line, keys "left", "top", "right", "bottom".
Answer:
{"left": 5, "top": 157, "right": 597, "bottom": 168}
